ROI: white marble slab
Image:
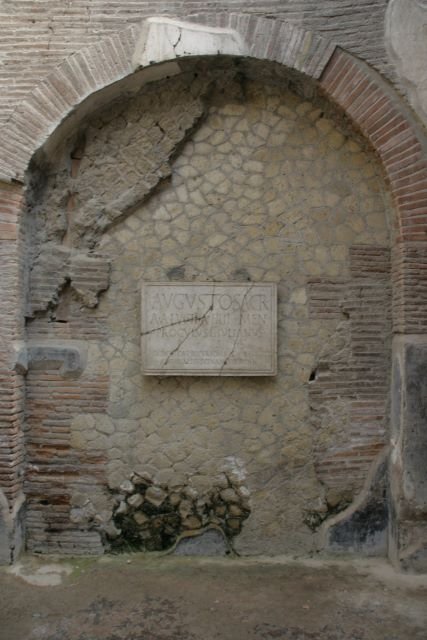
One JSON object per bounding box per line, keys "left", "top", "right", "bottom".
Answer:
{"left": 141, "top": 282, "right": 277, "bottom": 375}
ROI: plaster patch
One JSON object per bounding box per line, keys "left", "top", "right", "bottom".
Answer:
{"left": 7, "top": 562, "right": 72, "bottom": 587}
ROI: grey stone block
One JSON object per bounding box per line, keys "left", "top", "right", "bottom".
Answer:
{"left": 26, "top": 346, "right": 85, "bottom": 377}
{"left": 404, "top": 343, "right": 427, "bottom": 510}
{"left": 174, "top": 527, "right": 231, "bottom": 556}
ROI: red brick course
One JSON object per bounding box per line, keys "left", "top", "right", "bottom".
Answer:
{"left": 320, "top": 48, "right": 427, "bottom": 244}
{"left": 308, "top": 247, "right": 391, "bottom": 493}
{"left": 320, "top": 48, "right": 427, "bottom": 336}
{"left": 25, "top": 368, "right": 108, "bottom": 553}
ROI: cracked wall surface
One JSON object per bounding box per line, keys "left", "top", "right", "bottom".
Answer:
{"left": 25, "top": 61, "right": 394, "bottom": 555}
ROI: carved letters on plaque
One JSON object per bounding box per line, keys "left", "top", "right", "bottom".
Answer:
{"left": 141, "top": 282, "right": 277, "bottom": 376}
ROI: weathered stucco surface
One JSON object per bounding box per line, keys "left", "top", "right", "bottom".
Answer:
{"left": 385, "top": 0, "right": 427, "bottom": 129}
{"left": 24, "top": 61, "right": 394, "bottom": 556}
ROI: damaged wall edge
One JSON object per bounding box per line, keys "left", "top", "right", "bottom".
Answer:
{"left": 14, "top": 345, "right": 87, "bottom": 378}
{"left": 0, "top": 491, "right": 26, "bottom": 565}
{"left": 316, "top": 447, "right": 390, "bottom": 556}
{"left": 389, "top": 337, "right": 427, "bottom": 573}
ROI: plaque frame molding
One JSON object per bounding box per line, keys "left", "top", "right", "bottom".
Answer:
{"left": 141, "top": 281, "right": 277, "bottom": 376}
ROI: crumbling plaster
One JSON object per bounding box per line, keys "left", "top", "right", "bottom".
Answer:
{"left": 385, "top": 0, "right": 427, "bottom": 129}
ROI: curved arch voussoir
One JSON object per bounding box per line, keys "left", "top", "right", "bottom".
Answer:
{"left": 320, "top": 48, "right": 427, "bottom": 243}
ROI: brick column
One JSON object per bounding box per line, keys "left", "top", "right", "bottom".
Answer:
{"left": 319, "top": 49, "right": 427, "bottom": 572}
{"left": 0, "top": 181, "right": 26, "bottom": 563}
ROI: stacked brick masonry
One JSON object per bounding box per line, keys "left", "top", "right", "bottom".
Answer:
{"left": 0, "top": 368, "right": 24, "bottom": 505}
{"left": 0, "top": 1, "right": 391, "bottom": 128}
{"left": 27, "top": 305, "right": 108, "bottom": 341}
{"left": 392, "top": 243, "right": 427, "bottom": 334}
{"left": 0, "top": 183, "right": 21, "bottom": 241}
{"left": 24, "top": 367, "right": 108, "bottom": 553}
{"left": 320, "top": 49, "right": 427, "bottom": 335}
{"left": 28, "top": 250, "right": 111, "bottom": 314}
{"left": 308, "top": 246, "right": 391, "bottom": 492}
{"left": 0, "top": 183, "right": 26, "bottom": 507}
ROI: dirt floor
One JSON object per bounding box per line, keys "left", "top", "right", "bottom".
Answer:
{"left": 1, "top": 553, "right": 426, "bottom": 640}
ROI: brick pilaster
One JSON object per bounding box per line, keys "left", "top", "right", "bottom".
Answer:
{"left": 0, "top": 181, "right": 26, "bottom": 562}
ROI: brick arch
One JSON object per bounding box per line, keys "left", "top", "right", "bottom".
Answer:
{"left": 0, "top": 14, "right": 335, "bottom": 183}
{"left": 0, "top": 14, "right": 425, "bottom": 248}
{"left": 1, "top": 13, "right": 425, "bottom": 333}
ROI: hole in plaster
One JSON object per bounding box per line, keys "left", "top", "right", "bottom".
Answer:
{"left": 167, "top": 265, "right": 186, "bottom": 280}
{"left": 103, "top": 472, "right": 251, "bottom": 554}
{"left": 232, "top": 268, "right": 251, "bottom": 282}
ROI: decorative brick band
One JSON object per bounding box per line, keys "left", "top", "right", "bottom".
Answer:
{"left": 0, "top": 368, "right": 24, "bottom": 504}
{"left": 392, "top": 243, "right": 427, "bottom": 333}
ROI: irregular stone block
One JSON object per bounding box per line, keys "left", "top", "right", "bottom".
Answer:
{"left": 25, "top": 345, "right": 85, "bottom": 378}
{"left": 220, "top": 488, "right": 239, "bottom": 503}
{"left": 145, "top": 486, "right": 167, "bottom": 507}
{"left": 173, "top": 527, "right": 231, "bottom": 556}
{"left": 183, "top": 515, "right": 202, "bottom": 529}
{"left": 116, "top": 501, "right": 128, "bottom": 516}
{"left": 127, "top": 494, "right": 143, "bottom": 508}
{"left": 119, "top": 480, "right": 135, "bottom": 494}
{"left": 133, "top": 512, "right": 149, "bottom": 526}
{"left": 403, "top": 343, "right": 427, "bottom": 510}
{"left": 390, "top": 339, "right": 427, "bottom": 572}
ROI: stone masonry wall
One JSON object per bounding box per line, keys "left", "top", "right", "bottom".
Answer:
{"left": 25, "top": 62, "right": 394, "bottom": 555}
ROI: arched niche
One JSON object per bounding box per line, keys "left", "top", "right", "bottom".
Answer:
{"left": 0, "top": 15, "right": 426, "bottom": 570}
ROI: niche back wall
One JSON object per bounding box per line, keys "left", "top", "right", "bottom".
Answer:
{"left": 25, "top": 62, "right": 393, "bottom": 555}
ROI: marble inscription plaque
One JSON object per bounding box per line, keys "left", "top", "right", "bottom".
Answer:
{"left": 141, "top": 282, "right": 277, "bottom": 375}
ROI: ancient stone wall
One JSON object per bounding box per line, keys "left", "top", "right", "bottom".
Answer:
{"left": 24, "top": 62, "right": 394, "bottom": 555}
{"left": 0, "top": 7, "right": 426, "bottom": 569}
